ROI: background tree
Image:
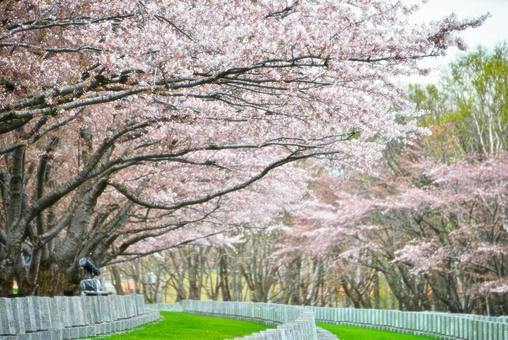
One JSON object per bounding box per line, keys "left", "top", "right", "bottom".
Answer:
{"left": 410, "top": 44, "right": 508, "bottom": 161}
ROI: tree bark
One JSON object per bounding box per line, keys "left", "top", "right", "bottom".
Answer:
{"left": 36, "top": 267, "right": 80, "bottom": 296}
{"left": 219, "top": 251, "right": 231, "bottom": 301}
{"left": 0, "top": 277, "right": 13, "bottom": 296}
{"left": 110, "top": 266, "right": 124, "bottom": 295}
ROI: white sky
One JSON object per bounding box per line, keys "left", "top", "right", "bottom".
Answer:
{"left": 407, "top": 0, "right": 508, "bottom": 83}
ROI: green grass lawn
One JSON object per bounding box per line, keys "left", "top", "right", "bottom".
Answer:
{"left": 99, "top": 312, "right": 443, "bottom": 340}
{"left": 101, "top": 312, "right": 270, "bottom": 339}
{"left": 317, "top": 323, "right": 440, "bottom": 340}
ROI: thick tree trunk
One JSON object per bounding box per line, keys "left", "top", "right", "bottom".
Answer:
{"left": 219, "top": 252, "right": 231, "bottom": 301}
{"left": 0, "top": 277, "right": 13, "bottom": 296}
{"left": 188, "top": 278, "right": 200, "bottom": 300}
{"left": 373, "top": 271, "right": 380, "bottom": 309}
{"left": 36, "top": 269, "right": 80, "bottom": 296}
{"left": 110, "top": 266, "right": 124, "bottom": 295}
{"left": 188, "top": 254, "right": 201, "bottom": 300}
{"left": 17, "top": 279, "right": 36, "bottom": 296}
{"left": 231, "top": 269, "right": 243, "bottom": 301}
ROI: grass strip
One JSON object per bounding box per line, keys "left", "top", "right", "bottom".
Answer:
{"left": 101, "top": 312, "right": 270, "bottom": 339}
{"left": 317, "top": 322, "right": 441, "bottom": 340}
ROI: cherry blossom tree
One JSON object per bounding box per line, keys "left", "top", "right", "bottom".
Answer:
{"left": 281, "top": 148, "right": 508, "bottom": 314}
{"left": 0, "top": 0, "right": 483, "bottom": 295}
{"left": 390, "top": 153, "right": 508, "bottom": 314}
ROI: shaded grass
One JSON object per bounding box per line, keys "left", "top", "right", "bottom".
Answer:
{"left": 317, "top": 323, "right": 440, "bottom": 340}
{"left": 102, "top": 312, "right": 270, "bottom": 339}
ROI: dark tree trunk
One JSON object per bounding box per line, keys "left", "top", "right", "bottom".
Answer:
{"left": 0, "top": 277, "right": 13, "bottom": 296}
{"left": 36, "top": 267, "right": 80, "bottom": 296}
{"left": 373, "top": 271, "right": 381, "bottom": 309}
{"left": 188, "top": 253, "right": 202, "bottom": 300}
{"left": 110, "top": 266, "right": 124, "bottom": 295}
{"left": 219, "top": 251, "right": 231, "bottom": 301}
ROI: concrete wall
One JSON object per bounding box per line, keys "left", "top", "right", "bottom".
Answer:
{"left": 0, "top": 294, "right": 160, "bottom": 339}
{"left": 4, "top": 297, "right": 506, "bottom": 339}
{"left": 306, "top": 306, "right": 508, "bottom": 340}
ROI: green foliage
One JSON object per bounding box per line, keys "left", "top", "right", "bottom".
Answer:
{"left": 317, "top": 323, "right": 439, "bottom": 340}
{"left": 100, "top": 312, "right": 270, "bottom": 340}
{"left": 409, "top": 43, "right": 508, "bottom": 161}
